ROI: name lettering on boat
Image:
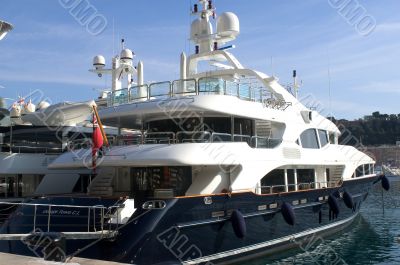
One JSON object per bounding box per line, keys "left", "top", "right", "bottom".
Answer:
{"left": 42, "top": 209, "right": 80, "bottom": 216}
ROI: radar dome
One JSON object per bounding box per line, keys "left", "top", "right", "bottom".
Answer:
{"left": 190, "top": 18, "right": 202, "bottom": 40}
{"left": 25, "top": 100, "right": 36, "bottom": 113}
{"left": 10, "top": 104, "right": 21, "bottom": 118}
{"left": 37, "top": 101, "right": 50, "bottom": 111}
{"left": 93, "top": 55, "right": 106, "bottom": 70}
{"left": 217, "top": 12, "right": 240, "bottom": 39}
{"left": 120, "top": 49, "right": 134, "bottom": 60}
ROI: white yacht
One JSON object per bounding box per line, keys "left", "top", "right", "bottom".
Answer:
{"left": 0, "top": 20, "right": 117, "bottom": 207}
{"left": 0, "top": 2, "right": 389, "bottom": 264}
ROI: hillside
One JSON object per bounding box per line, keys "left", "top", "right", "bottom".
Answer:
{"left": 331, "top": 112, "right": 400, "bottom": 146}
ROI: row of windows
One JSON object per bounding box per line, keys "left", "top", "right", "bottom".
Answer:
{"left": 298, "top": 129, "right": 331, "bottom": 149}
{"left": 260, "top": 169, "right": 316, "bottom": 193}
{"left": 355, "top": 164, "right": 374, "bottom": 177}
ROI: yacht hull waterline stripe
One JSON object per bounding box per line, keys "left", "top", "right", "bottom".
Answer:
{"left": 183, "top": 214, "right": 357, "bottom": 264}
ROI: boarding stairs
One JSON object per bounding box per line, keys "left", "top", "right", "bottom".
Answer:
{"left": 88, "top": 168, "right": 115, "bottom": 197}
{"left": 329, "top": 166, "right": 344, "bottom": 187}
{"left": 255, "top": 120, "right": 272, "bottom": 138}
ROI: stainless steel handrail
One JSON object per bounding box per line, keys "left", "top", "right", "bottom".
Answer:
{"left": 0, "top": 143, "right": 63, "bottom": 154}
{"left": 0, "top": 201, "right": 121, "bottom": 234}
{"left": 68, "top": 130, "right": 283, "bottom": 149}
{"left": 106, "top": 77, "right": 291, "bottom": 110}
{"left": 259, "top": 181, "right": 340, "bottom": 194}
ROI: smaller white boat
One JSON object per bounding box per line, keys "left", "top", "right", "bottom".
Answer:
{"left": 19, "top": 100, "right": 96, "bottom": 126}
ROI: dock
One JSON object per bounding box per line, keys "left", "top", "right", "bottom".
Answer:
{"left": 0, "top": 252, "right": 130, "bottom": 265}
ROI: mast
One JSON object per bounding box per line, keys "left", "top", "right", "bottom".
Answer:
{"left": 90, "top": 39, "right": 141, "bottom": 92}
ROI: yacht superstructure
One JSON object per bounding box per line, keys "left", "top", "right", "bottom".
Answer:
{"left": 0, "top": 2, "right": 389, "bottom": 264}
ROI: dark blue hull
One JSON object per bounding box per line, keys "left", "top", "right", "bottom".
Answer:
{"left": 0, "top": 175, "right": 381, "bottom": 264}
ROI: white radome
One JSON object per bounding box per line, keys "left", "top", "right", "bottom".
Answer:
{"left": 93, "top": 55, "right": 106, "bottom": 70}
{"left": 37, "top": 101, "right": 50, "bottom": 111}
{"left": 217, "top": 12, "right": 240, "bottom": 38}
{"left": 120, "top": 49, "right": 133, "bottom": 60}
{"left": 190, "top": 18, "right": 202, "bottom": 40}
{"left": 10, "top": 104, "right": 21, "bottom": 118}
{"left": 25, "top": 100, "right": 36, "bottom": 113}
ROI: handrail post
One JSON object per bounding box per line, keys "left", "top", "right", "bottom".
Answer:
{"left": 47, "top": 205, "right": 51, "bottom": 232}
{"left": 33, "top": 205, "right": 37, "bottom": 231}
{"left": 87, "top": 207, "right": 90, "bottom": 232}
{"left": 101, "top": 208, "right": 104, "bottom": 231}
{"left": 93, "top": 208, "right": 96, "bottom": 232}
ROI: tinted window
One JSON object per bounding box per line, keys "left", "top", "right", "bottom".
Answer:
{"left": 356, "top": 165, "right": 364, "bottom": 177}
{"left": 300, "top": 129, "right": 319, "bottom": 149}
{"left": 287, "top": 169, "right": 295, "bottom": 191}
{"left": 364, "top": 164, "right": 371, "bottom": 175}
{"left": 261, "top": 169, "right": 285, "bottom": 193}
{"left": 329, "top": 133, "right": 336, "bottom": 144}
{"left": 297, "top": 169, "right": 315, "bottom": 190}
{"left": 318, "top": 130, "right": 329, "bottom": 147}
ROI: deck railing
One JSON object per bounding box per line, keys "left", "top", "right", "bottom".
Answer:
{"left": 259, "top": 181, "right": 340, "bottom": 194}
{"left": 0, "top": 143, "right": 63, "bottom": 154}
{"left": 0, "top": 201, "right": 122, "bottom": 234}
{"left": 67, "top": 131, "right": 282, "bottom": 149}
{"left": 112, "top": 131, "right": 281, "bottom": 149}
{"left": 108, "top": 77, "right": 291, "bottom": 110}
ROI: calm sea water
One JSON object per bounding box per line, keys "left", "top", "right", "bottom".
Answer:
{"left": 245, "top": 177, "right": 400, "bottom": 265}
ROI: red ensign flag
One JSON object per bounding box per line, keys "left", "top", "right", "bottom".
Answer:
{"left": 92, "top": 113, "right": 103, "bottom": 170}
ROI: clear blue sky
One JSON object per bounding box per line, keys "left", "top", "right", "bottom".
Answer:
{"left": 0, "top": 0, "right": 399, "bottom": 119}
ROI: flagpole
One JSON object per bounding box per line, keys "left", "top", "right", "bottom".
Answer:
{"left": 92, "top": 111, "right": 96, "bottom": 174}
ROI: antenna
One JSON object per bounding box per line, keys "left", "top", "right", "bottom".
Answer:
{"left": 327, "top": 51, "right": 332, "bottom": 120}
{"left": 293, "top": 70, "right": 299, "bottom": 99}
{"left": 112, "top": 17, "right": 115, "bottom": 56}
{"left": 270, "top": 56, "right": 274, "bottom": 76}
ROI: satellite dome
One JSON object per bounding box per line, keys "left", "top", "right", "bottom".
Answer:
{"left": 37, "top": 101, "right": 50, "bottom": 111}
{"left": 93, "top": 55, "right": 106, "bottom": 70}
{"left": 190, "top": 18, "right": 202, "bottom": 40}
{"left": 10, "top": 104, "right": 21, "bottom": 118}
{"left": 25, "top": 100, "right": 36, "bottom": 113}
{"left": 120, "top": 49, "right": 134, "bottom": 60}
{"left": 217, "top": 12, "right": 240, "bottom": 38}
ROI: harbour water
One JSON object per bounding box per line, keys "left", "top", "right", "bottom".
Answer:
{"left": 246, "top": 177, "right": 400, "bottom": 265}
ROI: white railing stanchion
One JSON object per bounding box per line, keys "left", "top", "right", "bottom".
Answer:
{"left": 33, "top": 205, "right": 37, "bottom": 231}
{"left": 47, "top": 205, "right": 51, "bottom": 232}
